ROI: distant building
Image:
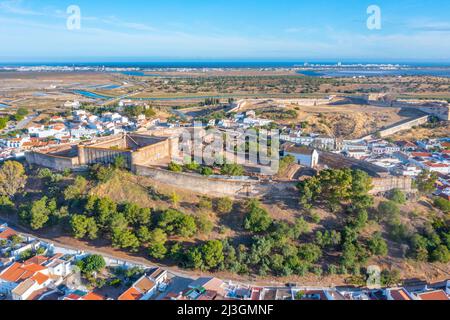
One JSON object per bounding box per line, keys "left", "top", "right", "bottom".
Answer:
{"left": 283, "top": 144, "right": 319, "bottom": 168}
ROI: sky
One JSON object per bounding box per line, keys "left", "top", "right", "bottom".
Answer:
{"left": 1, "top": 0, "right": 450, "bottom": 62}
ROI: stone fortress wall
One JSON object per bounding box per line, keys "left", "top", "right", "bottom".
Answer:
{"left": 25, "top": 132, "right": 415, "bottom": 199}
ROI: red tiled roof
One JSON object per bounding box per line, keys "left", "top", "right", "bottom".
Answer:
{"left": 118, "top": 287, "right": 142, "bottom": 301}
{"left": 82, "top": 292, "right": 106, "bottom": 301}
{"left": 390, "top": 289, "right": 412, "bottom": 300}
{"left": 0, "top": 227, "right": 16, "bottom": 240}
{"left": 31, "top": 273, "right": 50, "bottom": 285}
{"left": 417, "top": 290, "right": 449, "bottom": 301}
{"left": 411, "top": 152, "right": 432, "bottom": 157}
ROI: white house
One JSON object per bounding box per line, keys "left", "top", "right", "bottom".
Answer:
{"left": 283, "top": 144, "right": 319, "bottom": 168}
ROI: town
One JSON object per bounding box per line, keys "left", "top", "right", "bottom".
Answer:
{"left": 1, "top": 221, "right": 449, "bottom": 301}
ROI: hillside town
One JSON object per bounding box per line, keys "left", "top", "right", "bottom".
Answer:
{"left": 1, "top": 221, "right": 449, "bottom": 301}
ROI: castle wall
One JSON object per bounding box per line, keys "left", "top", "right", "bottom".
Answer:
{"left": 25, "top": 152, "right": 79, "bottom": 171}
{"left": 134, "top": 165, "right": 261, "bottom": 197}
{"left": 79, "top": 146, "right": 132, "bottom": 168}
{"left": 370, "top": 176, "right": 414, "bottom": 195}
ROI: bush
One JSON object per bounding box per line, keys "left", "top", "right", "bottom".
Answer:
{"left": 433, "top": 197, "right": 450, "bottom": 213}
{"left": 215, "top": 197, "right": 233, "bottom": 214}
{"left": 378, "top": 201, "right": 401, "bottom": 224}
{"left": 76, "top": 255, "right": 106, "bottom": 274}
{"left": 244, "top": 202, "right": 272, "bottom": 233}
{"left": 168, "top": 162, "right": 183, "bottom": 173}
{"left": 389, "top": 189, "right": 407, "bottom": 204}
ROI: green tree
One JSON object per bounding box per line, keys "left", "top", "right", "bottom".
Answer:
{"left": 431, "top": 245, "right": 450, "bottom": 263}
{"left": 216, "top": 197, "right": 233, "bottom": 214}
{"left": 368, "top": 233, "right": 388, "bottom": 256}
{"left": 244, "top": 202, "right": 272, "bottom": 233}
{"left": 298, "top": 243, "right": 322, "bottom": 264}
{"left": 112, "top": 229, "right": 140, "bottom": 252}
{"left": 185, "top": 247, "right": 203, "bottom": 269}
{"left": 389, "top": 189, "right": 407, "bottom": 204}
{"left": 70, "top": 215, "right": 98, "bottom": 240}
{"left": 201, "top": 240, "right": 224, "bottom": 270}
{"left": 147, "top": 228, "right": 168, "bottom": 259}
{"left": 122, "top": 202, "right": 151, "bottom": 226}
{"left": 0, "top": 161, "right": 27, "bottom": 199}
{"left": 378, "top": 201, "right": 401, "bottom": 224}
{"left": 0, "top": 117, "right": 9, "bottom": 130}
{"left": 416, "top": 170, "right": 438, "bottom": 194}
{"left": 77, "top": 255, "right": 106, "bottom": 274}
{"left": 64, "top": 176, "right": 88, "bottom": 201}
{"left": 20, "top": 197, "right": 55, "bottom": 230}
{"left": 433, "top": 197, "right": 450, "bottom": 213}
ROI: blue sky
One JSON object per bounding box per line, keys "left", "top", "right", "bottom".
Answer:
{"left": 1, "top": 0, "right": 450, "bottom": 62}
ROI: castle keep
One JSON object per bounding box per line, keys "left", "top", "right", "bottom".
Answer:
{"left": 25, "top": 133, "right": 179, "bottom": 172}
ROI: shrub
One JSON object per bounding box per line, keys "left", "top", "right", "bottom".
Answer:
{"left": 215, "top": 197, "right": 233, "bottom": 214}
{"left": 433, "top": 197, "right": 450, "bottom": 213}
{"left": 168, "top": 162, "right": 183, "bottom": 173}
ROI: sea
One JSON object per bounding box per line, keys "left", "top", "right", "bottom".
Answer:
{"left": 2, "top": 61, "right": 450, "bottom": 77}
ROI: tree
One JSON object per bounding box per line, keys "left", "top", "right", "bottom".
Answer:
{"left": 90, "top": 164, "right": 115, "bottom": 183}
{"left": 77, "top": 255, "right": 106, "bottom": 274}
{"left": 298, "top": 243, "right": 322, "bottom": 264}
{"left": 381, "top": 269, "right": 401, "bottom": 287}
{"left": 112, "top": 229, "right": 140, "bottom": 252}
{"left": 122, "top": 202, "right": 151, "bottom": 226}
{"left": 378, "top": 201, "right": 400, "bottom": 224}
{"left": 171, "top": 192, "right": 180, "bottom": 206}
{"left": 71, "top": 215, "right": 98, "bottom": 240}
{"left": 389, "top": 189, "right": 407, "bottom": 204}
{"left": 200, "top": 240, "right": 224, "bottom": 270}
{"left": 137, "top": 226, "right": 152, "bottom": 244}
{"left": 431, "top": 245, "right": 450, "bottom": 263}
{"left": 64, "top": 176, "right": 88, "bottom": 201}
{"left": 340, "top": 241, "right": 358, "bottom": 268}
{"left": 157, "top": 209, "right": 197, "bottom": 237}
{"left": 20, "top": 197, "right": 55, "bottom": 230}
{"left": 368, "top": 233, "right": 388, "bottom": 256}
{"left": 433, "top": 197, "right": 450, "bottom": 213}
{"left": 196, "top": 214, "right": 214, "bottom": 234}
{"left": 244, "top": 202, "right": 272, "bottom": 233}
{"left": 409, "top": 234, "right": 429, "bottom": 261}
{"left": 147, "top": 228, "right": 168, "bottom": 259}
{"left": 0, "top": 117, "right": 9, "bottom": 130}
{"left": 0, "top": 161, "right": 27, "bottom": 198}
{"left": 216, "top": 197, "right": 233, "bottom": 214}
{"left": 185, "top": 247, "right": 204, "bottom": 269}
{"left": 416, "top": 170, "right": 438, "bottom": 194}
{"left": 113, "top": 155, "right": 127, "bottom": 170}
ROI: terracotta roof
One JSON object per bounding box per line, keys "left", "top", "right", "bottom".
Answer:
{"left": 0, "top": 262, "right": 46, "bottom": 283}
{"left": 25, "top": 255, "right": 49, "bottom": 266}
{"left": 411, "top": 152, "right": 432, "bottom": 157}
{"left": 417, "top": 290, "right": 449, "bottom": 301}
{"left": 390, "top": 289, "right": 412, "bottom": 300}
{"left": 425, "top": 162, "right": 449, "bottom": 168}
{"left": 134, "top": 277, "right": 156, "bottom": 293}
{"left": 31, "top": 273, "right": 49, "bottom": 285}
{"left": 118, "top": 287, "right": 143, "bottom": 301}
{"left": 0, "top": 227, "right": 16, "bottom": 240}
{"left": 82, "top": 292, "right": 106, "bottom": 301}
